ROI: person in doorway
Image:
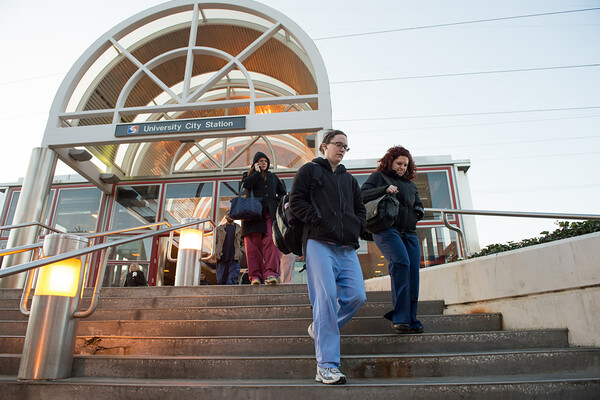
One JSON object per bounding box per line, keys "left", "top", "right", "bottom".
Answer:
{"left": 240, "top": 151, "right": 287, "bottom": 285}
{"left": 214, "top": 210, "right": 243, "bottom": 285}
{"left": 289, "top": 129, "right": 367, "bottom": 385}
{"left": 124, "top": 263, "right": 149, "bottom": 286}
{"left": 361, "top": 145, "right": 424, "bottom": 334}
{"left": 199, "top": 272, "right": 211, "bottom": 285}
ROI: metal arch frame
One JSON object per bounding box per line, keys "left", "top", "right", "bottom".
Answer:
{"left": 166, "top": 132, "right": 312, "bottom": 175}
{"left": 41, "top": 0, "right": 332, "bottom": 191}
{"left": 110, "top": 45, "right": 261, "bottom": 123}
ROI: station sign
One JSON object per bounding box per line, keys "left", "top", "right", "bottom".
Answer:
{"left": 115, "top": 116, "right": 245, "bottom": 137}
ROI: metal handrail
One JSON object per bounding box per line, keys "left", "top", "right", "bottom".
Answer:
{"left": 82, "top": 221, "right": 173, "bottom": 239}
{"left": 0, "top": 221, "right": 177, "bottom": 257}
{"left": 426, "top": 208, "right": 600, "bottom": 221}
{"left": 0, "top": 222, "right": 63, "bottom": 234}
{"left": 0, "top": 222, "right": 63, "bottom": 258}
{"left": 425, "top": 208, "right": 600, "bottom": 257}
{"left": 166, "top": 228, "right": 215, "bottom": 263}
{"left": 0, "top": 218, "right": 215, "bottom": 319}
{"left": 0, "top": 243, "right": 43, "bottom": 258}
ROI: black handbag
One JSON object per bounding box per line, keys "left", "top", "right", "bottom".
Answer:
{"left": 230, "top": 187, "right": 262, "bottom": 221}
{"left": 365, "top": 174, "right": 400, "bottom": 234}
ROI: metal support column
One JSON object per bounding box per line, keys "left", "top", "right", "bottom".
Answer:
{"left": 0, "top": 147, "right": 57, "bottom": 288}
{"left": 174, "top": 218, "right": 204, "bottom": 286}
{"left": 18, "top": 234, "right": 90, "bottom": 380}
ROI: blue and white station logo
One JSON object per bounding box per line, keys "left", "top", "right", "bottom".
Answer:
{"left": 128, "top": 125, "right": 139, "bottom": 134}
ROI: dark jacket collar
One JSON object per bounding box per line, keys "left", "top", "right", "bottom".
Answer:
{"left": 312, "top": 157, "right": 347, "bottom": 174}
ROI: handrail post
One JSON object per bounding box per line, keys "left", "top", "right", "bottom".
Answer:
{"left": 18, "top": 233, "right": 90, "bottom": 380}
{"left": 174, "top": 218, "right": 204, "bottom": 286}
{"left": 441, "top": 211, "right": 469, "bottom": 258}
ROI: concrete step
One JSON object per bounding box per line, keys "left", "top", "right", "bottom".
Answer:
{"left": 1, "top": 374, "right": 599, "bottom": 400}
{"left": 0, "top": 285, "right": 308, "bottom": 299}
{"left": 73, "top": 329, "right": 567, "bottom": 356}
{"left": 2, "top": 348, "right": 598, "bottom": 379}
{"left": 0, "top": 290, "right": 409, "bottom": 309}
{"left": 0, "top": 329, "right": 569, "bottom": 356}
{"left": 0, "top": 314, "right": 502, "bottom": 336}
{"left": 0, "top": 301, "right": 445, "bottom": 321}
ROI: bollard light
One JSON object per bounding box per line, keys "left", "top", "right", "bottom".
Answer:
{"left": 34, "top": 258, "right": 81, "bottom": 297}
{"left": 19, "top": 233, "right": 90, "bottom": 380}
{"left": 179, "top": 227, "right": 204, "bottom": 250}
{"left": 174, "top": 218, "right": 204, "bottom": 286}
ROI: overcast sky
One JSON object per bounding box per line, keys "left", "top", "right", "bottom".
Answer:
{"left": 0, "top": 0, "right": 598, "bottom": 247}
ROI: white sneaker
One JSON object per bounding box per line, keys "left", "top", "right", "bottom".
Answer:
{"left": 315, "top": 366, "right": 347, "bottom": 384}
{"left": 307, "top": 322, "right": 314, "bottom": 340}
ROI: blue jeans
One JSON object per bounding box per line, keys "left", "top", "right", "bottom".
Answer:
{"left": 305, "top": 239, "right": 366, "bottom": 369}
{"left": 216, "top": 260, "right": 240, "bottom": 285}
{"left": 373, "top": 228, "right": 421, "bottom": 328}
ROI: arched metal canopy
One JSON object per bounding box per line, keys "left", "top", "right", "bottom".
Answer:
{"left": 42, "top": 0, "right": 332, "bottom": 192}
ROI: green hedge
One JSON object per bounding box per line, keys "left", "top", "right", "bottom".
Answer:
{"left": 470, "top": 220, "right": 600, "bottom": 259}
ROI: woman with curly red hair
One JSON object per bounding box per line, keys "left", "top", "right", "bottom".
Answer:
{"left": 361, "top": 145, "right": 424, "bottom": 334}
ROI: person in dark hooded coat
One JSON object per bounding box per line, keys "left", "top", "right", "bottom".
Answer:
{"left": 240, "top": 151, "right": 287, "bottom": 285}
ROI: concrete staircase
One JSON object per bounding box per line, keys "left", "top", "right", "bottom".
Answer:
{"left": 0, "top": 284, "right": 598, "bottom": 399}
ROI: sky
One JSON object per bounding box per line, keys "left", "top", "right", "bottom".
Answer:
{"left": 0, "top": 0, "right": 598, "bottom": 248}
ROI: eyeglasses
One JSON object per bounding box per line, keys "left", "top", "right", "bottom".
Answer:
{"left": 329, "top": 141, "right": 350, "bottom": 152}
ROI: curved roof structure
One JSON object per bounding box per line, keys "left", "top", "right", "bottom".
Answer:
{"left": 42, "top": 0, "right": 332, "bottom": 192}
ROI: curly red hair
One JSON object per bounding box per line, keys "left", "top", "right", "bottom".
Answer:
{"left": 376, "top": 146, "right": 417, "bottom": 180}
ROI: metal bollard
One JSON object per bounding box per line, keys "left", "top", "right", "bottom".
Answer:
{"left": 174, "top": 218, "right": 204, "bottom": 286}
{"left": 18, "top": 234, "right": 90, "bottom": 380}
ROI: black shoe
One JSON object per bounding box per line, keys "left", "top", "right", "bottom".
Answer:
{"left": 410, "top": 325, "right": 424, "bottom": 334}
{"left": 391, "top": 323, "right": 411, "bottom": 334}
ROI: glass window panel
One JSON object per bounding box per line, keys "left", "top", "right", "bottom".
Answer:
{"left": 281, "top": 178, "right": 293, "bottom": 193}
{"left": 2, "top": 190, "right": 55, "bottom": 237}
{"left": 53, "top": 188, "right": 102, "bottom": 233}
{"left": 111, "top": 185, "right": 160, "bottom": 230}
{"left": 416, "top": 171, "right": 453, "bottom": 220}
{"left": 163, "top": 182, "right": 214, "bottom": 224}
{"left": 108, "top": 236, "right": 153, "bottom": 261}
{"left": 217, "top": 180, "right": 242, "bottom": 224}
{"left": 418, "top": 226, "right": 460, "bottom": 267}
{"left": 353, "top": 174, "right": 369, "bottom": 188}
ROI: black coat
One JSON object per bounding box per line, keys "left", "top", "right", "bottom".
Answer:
{"left": 124, "top": 271, "right": 148, "bottom": 286}
{"left": 289, "top": 157, "right": 366, "bottom": 249}
{"left": 361, "top": 170, "right": 424, "bottom": 234}
{"left": 240, "top": 152, "right": 287, "bottom": 237}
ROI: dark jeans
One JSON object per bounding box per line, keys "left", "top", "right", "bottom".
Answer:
{"left": 373, "top": 228, "right": 421, "bottom": 328}
{"left": 216, "top": 260, "right": 240, "bottom": 285}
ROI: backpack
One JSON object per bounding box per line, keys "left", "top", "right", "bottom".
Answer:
{"left": 272, "top": 163, "right": 322, "bottom": 256}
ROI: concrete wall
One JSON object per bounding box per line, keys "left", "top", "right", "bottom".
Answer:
{"left": 364, "top": 231, "right": 600, "bottom": 347}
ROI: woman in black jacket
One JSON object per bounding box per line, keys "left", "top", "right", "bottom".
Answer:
{"left": 361, "top": 145, "right": 424, "bottom": 334}
{"left": 124, "top": 263, "right": 149, "bottom": 286}
{"left": 289, "top": 129, "right": 366, "bottom": 385}
{"left": 240, "top": 151, "right": 287, "bottom": 285}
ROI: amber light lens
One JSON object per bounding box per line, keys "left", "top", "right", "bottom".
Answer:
{"left": 179, "top": 228, "right": 203, "bottom": 250}
{"left": 34, "top": 258, "right": 81, "bottom": 297}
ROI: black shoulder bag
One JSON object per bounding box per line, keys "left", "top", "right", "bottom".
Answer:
{"left": 365, "top": 174, "right": 400, "bottom": 234}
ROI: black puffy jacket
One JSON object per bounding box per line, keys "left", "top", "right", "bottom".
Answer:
{"left": 361, "top": 170, "right": 424, "bottom": 234}
{"left": 240, "top": 152, "right": 287, "bottom": 237}
{"left": 289, "top": 157, "right": 366, "bottom": 249}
